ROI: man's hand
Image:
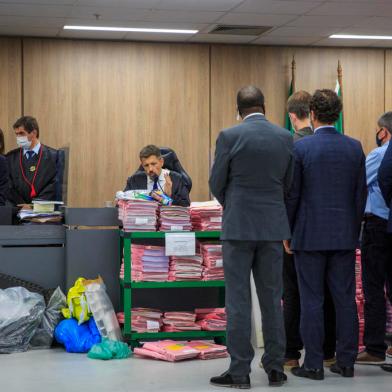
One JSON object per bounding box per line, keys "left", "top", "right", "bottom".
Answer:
{"left": 283, "top": 239, "right": 293, "bottom": 255}
{"left": 163, "top": 172, "right": 173, "bottom": 197}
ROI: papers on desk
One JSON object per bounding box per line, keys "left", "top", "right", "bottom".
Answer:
{"left": 158, "top": 205, "right": 191, "bottom": 232}
{"left": 18, "top": 209, "right": 63, "bottom": 224}
{"left": 190, "top": 200, "right": 222, "bottom": 231}
{"left": 32, "top": 199, "right": 63, "bottom": 213}
{"left": 117, "top": 199, "right": 158, "bottom": 232}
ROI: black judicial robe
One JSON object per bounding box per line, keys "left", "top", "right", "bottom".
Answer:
{"left": 0, "top": 155, "right": 8, "bottom": 206}
{"left": 6, "top": 145, "right": 58, "bottom": 205}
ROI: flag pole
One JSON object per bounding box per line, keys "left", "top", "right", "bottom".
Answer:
{"left": 292, "top": 56, "right": 296, "bottom": 93}
{"left": 337, "top": 60, "right": 344, "bottom": 131}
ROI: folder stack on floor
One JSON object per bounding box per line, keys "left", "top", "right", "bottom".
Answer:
{"left": 195, "top": 308, "right": 226, "bottom": 331}
{"left": 187, "top": 341, "right": 228, "bottom": 359}
{"left": 118, "top": 199, "right": 158, "bottom": 232}
{"left": 200, "top": 242, "right": 224, "bottom": 281}
{"left": 131, "top": 244, "right": 169, "bottom": 282}
{"left": 355, "top": 249, "right": 365, "bottom": 350}
{"left": 158, "top": 205, "right": 192, "bottom": 231}
{"left": 168, "top": 254, "right": 203, "bottom": 281}
{"left": 117, "top": 308, "right": 163, "bottom": 333}
{"left": 162, "top": 311, "right": 201, "bottom": 332}
{"left": 190, "top": 201, "right": 222, "bottom": 231}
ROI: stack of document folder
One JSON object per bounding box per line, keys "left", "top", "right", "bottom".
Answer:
{"left": 162, "top": 311, "right": 201, "bottom": 332}
{"left": 190, "top": 201, "right": 222, "bottom": 231}
{"left": 168, "top": 254, "right": 203, "bottom": 281}
{"left": 158, "top": 205, "right": 192, "bottom": 232}
{"left": 195, "top": 308, "right": 227, "bottom": 331}
{"left": 118, "top": 199, "right": 158, "bottom": 232}
{"left": 200, "top": 242, "right": 224, "bottom": 281}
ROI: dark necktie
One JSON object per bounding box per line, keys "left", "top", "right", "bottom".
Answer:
{"left": 153, "top": 177, "right": 159, "bottom": 191}
{"left": 26, "top": 151, "right": 35, "bottom": 160}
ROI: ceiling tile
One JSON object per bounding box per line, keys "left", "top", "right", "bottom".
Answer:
{"left": 0, "top": 3, "right": 73, "bottom": 17}
{"left": 142, "top": 10, "right": 224, "bottom": 23}
{"left": 308, "top": 1, "right": 392, "bottom": 16}
{"left": 0, "top": 0, "right": 75, "bottom": 4}
{"left": 286, "top": 15, "right": 368, "bottom": 28}
{"left": 189, "top": 33, "right": 256, "bottom": 43}
{"left": 217, "top": 12, "right": 298, "bottom": 26}
{"left": 0, "top": 15, "right": 67, "bottom": 27}
{"left": 59, "top": 28, "right": 126, "bottom": 39}
{"left": 233, "top": 0, "right": 323, "bottom": 14}
{"left": 154, "top": 0, "right": 242, "bottom": 12}
{"left": 313, "top": 37, "right": 377, "bottom": 47}
{"left": 266, "top": 26, "right": 340, "bottom": 37}
{"left": 75, "top": 0, "right": 160, "bottom": 7}
{"left": 252, "top": 35, "right": 320, "bottom": 46}
{"left": 69, "top": 6, "right": 149, "bottom": 20}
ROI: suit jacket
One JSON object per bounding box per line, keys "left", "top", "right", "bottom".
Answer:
{"left": 209, "top": 114, "right": 294, "bottom": 241}
{"left": 286, "top": 127, "right": 367, "bottom": 251}
{"left": 0, "top": 155, "right": 8, "bottom": 206}
{"left": 124, "top": 171, "right": 190, "bottom": 207}
{"left": 6, "top": 145, "right": 58, "bottom": 205}
{"left": 293, "top": 126, "right": 313, "bottom": 142}
{"left": 378, "top": 140, "right": 392, "bottom": 232}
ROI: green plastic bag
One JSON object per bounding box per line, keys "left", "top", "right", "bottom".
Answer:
{"left": 88, "top": 338, "right": 131, "bottom": 360}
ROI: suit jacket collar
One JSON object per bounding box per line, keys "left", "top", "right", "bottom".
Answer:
{"left": 243, "top": 113, "right": 266, "bottom": 123}
{"left": 314, "top": 126, "right": 339, "bottom": 135}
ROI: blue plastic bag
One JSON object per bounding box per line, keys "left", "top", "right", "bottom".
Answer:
{"left": 54, "top": 318, "right": 101, "bottom": 353}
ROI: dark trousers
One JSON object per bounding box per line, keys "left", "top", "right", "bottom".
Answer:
{"left": 361, "top": 215, "right": 392, "bottom": 359}
{"left": 223, "top": 240, "right": 285, "bottom": 376}
{"left": 283, "top": 252, "right": 336, "bottom": 360}
{"left": 295, "top": 250, "right": 358, "bottom": 369}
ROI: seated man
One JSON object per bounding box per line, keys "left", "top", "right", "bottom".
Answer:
{"left": 124, "top": 145, "right": 190, "bottom": 207}
{"left": 6, "top": 116, "right": 59, "bottom": 207}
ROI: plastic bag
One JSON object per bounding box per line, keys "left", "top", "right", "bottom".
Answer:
{"left": 54, "top": 317, "right": 101, "bottom": 353}
{"left": 30, "top": 287, "right": 66, "bottom": 349}
{"left": 61, "top": 278, "right": 91, "bottom": 325}
{"left": 88, "top": 338, "right": 131, "bottom": 360}
{"left": 0, "top": 287, "right": 45, "bottom": 353}
{"left": 84, "top": 277, "right": 122, "bottom": 341}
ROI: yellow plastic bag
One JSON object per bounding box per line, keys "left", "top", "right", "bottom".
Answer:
{"left": 61, "top": 277, "right": 91, "bottom": 324}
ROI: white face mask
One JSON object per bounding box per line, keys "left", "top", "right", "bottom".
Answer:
{"left": 16, "top": 136, "right": 32, "bottom": 149}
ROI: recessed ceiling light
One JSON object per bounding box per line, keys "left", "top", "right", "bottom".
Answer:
{"left": 330, "top": 34, "right": 392, "bottom": 40}
{"left": 63, "top": 25, "right": 198, "bottom": 34}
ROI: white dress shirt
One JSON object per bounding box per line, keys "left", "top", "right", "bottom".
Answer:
{"left": 146, "top": 168, "right": 170, "bottom": 193}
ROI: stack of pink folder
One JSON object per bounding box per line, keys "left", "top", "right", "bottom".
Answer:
{"left": 355, "top": 249, "right": 365, "bottom": 350}
{"left": 200, "top": 243, "right": 224, "bottom": 281}
{"left": 131, "top": 244, "right": 169, "bottom": 282}
{"left": 158, "top": 205, "right": 192, "bottom": 231}
{"left": 118, "top": 199, "right": 158, "bottom": 232}
{"left": 134, "top": 340, "right": 200, "bottom": 361}
{"left": 195, "top": 308, "right": 227, "bottom": 331}
{"left": 168, "top": 255, "right": 203, "bottom": 281}
{"left": 190, "top": 201, "right": 222, "bottom": 231}
{"left": 117, "top": 308, "right": 163, "bottom": 333}
{"left": 162, "top": 311, "right": 201, "bottom": 331}
{"left": 187, "top": 341, "right": 228, "bottom": 359}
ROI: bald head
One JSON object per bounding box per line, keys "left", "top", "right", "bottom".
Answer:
{"left": 237, "top": 86, "right": 265, "bottom": 118}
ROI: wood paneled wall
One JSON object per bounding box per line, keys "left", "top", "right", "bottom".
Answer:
{"left": 0, "top": 38, "right": 389, "bottom": 206}
{"left": 0, "top": 38, "right": 22, "bottom": 152}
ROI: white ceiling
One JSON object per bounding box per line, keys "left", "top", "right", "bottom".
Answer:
{"left": 0, "top": 0, "right": 392, "bottom": 47}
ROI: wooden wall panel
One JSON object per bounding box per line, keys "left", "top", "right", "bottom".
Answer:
{"left": 385, "top": 50, "right": 392, "bottom": 113}
{"left": 23, "top": 39, "right": 210, "bottom": 207}
{"left": 211, "top": 45, "right": 384, "bottom": 155}
{"left": 0, "top": 38, "right": 22, "bottom": 152}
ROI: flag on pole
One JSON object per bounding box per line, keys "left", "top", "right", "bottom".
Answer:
{"left": 285, "top": 56, "right": 296, "bottom": 135}
{"left": 334, "top": 79, "right": 343, "bottom": 134}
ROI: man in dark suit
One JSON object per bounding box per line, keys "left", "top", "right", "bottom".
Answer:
{"left": 124, "top": 144, "right": 190, "bottom": 207}
{"left": 0, "top": 128, "right": 8, "bottom": 206}
{"left": 6, "top": 116, "right": 59, "bottom": 207}
{"left": 209, "top": 86, "right": 294, "bottom": 388}
{"left": 283, "top": 91, "right": 336, "bottom": 369}
{"left": 286, "top": 89, "right": 367, "bottom": 380}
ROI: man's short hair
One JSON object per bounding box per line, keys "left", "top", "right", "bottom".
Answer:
{"left": 287, "top": 90, "right": 311, "bottom": 120}
{"left": 378, "top": 111, "right": 392, "bottom": 134}
{"left": 13, "top": 116, "right": 40, "bottom": 138}
{"left": 139, "top": 145, "right": 162, "bottom": 160}
{"left": 310, "top": 89, "right": 342, "bottom": 124}
{"left": 237, "top": 86, "right": 264, "bottom": 111}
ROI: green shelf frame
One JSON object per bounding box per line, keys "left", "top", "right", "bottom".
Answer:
{"left": 119, "top": 230, "right": 226, "bottom": 347}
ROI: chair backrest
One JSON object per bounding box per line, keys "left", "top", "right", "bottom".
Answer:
{"left": 136, "top": 147, "right": 192, "bottom": 192}
{"left": 54, "top": 147, "right": 69, "bottom": 203}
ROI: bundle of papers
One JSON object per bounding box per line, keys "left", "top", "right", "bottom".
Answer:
{"left": 200, "top": 242, "right": 224, "bottom": 281}
{"left": 162, "top": 311, "right": 201, "bottom": 332}
{"left": 168, "top": 255, "right": 203, "bottom": 281}
{"left": 18, "top": 209, "right": 63, "bottom": 224}
{"left": 187, "top": 341, "right": 228, "bottom": 360}
{"left": 195, "top": 308, "right": 227, "bottom": 331}
{"left": 158, "top": 205, "right": 192, "bottom": 232}
{"left": 131, "top": 245, "right": 169, "bottom": 282}
{"left": 134, "top": 340, "right": 200, "bottom": 362}
{"left": 32, "top": 199, "right": 64, "bottom": 213}
{"left": 190, "top": 201, "right": 222, "bottom": 231}
{"left": 117, "top": 308, "right": 163, "bottom": 333}
{"left": 117, "top": 198, "right": 158, "bottom": 232}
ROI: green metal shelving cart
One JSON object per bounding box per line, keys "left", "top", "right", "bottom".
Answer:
{"left": 120, "top": 230, "right": 226, "bottom": 348}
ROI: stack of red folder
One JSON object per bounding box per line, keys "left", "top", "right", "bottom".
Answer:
{"left": 117, "top": 308, "right": 163, "bottom": 333}
{"left": 162, "top": 311, "right": 201, "bottom": 331}
{"left": 355, "top": 249, "right": 365, "bottom": 350}
{"left": 200, "top": 242, "right": 224, "bottom": 281}
{"left": 190, "top": 201, "right": 222, "bottom": 231}
{"left": 187, "top": 341, "right": 228, "bottom": 359}
{"left": 168, "top": 255, "right": 203, "bottom": 281}
{"left": 195, "top": 308, "right": 226, "bottom": 331}
{"left": 118, "top": 199, "right": 158, "bottom": 232}
{"left": 158, "top": 205, "right": 192, "bottom": 231}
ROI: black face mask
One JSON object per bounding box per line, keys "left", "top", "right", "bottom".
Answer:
{"left": 376, "top": 130, "right": 383, "bottom": 147}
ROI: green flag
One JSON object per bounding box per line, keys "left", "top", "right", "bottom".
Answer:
{"left": 335, "top": 80, "right": 344, "bottom": 134}
{"left": 285, "top": 80, "right": 295, "bottom": 135}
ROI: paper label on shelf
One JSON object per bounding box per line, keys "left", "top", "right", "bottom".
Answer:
{"left": 210, "top": 216, "right": 222, "bottom": 223}
{"left": 165, "top": 232, "right": 196, "bottom": 256}
{"left": 171, "top": 225, "right": 183, "bottom": 231}
{"left": 147, "top": 320, "right": 160, "bottom": 330}
{"left": 135, "top": 217, "right": 149, "bottom": 225}
{"left": 216, "top": 259, "right": 223, "bottom": 268}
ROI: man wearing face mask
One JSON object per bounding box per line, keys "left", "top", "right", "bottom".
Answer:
{"left": 124, "top": 144, "right": 190, "bottom": 207}
{"left": 6, "top": 116, "right": 58, "bottom": 207}
{"left": 356, "top": 111, "right": 392, "bottom": 365}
